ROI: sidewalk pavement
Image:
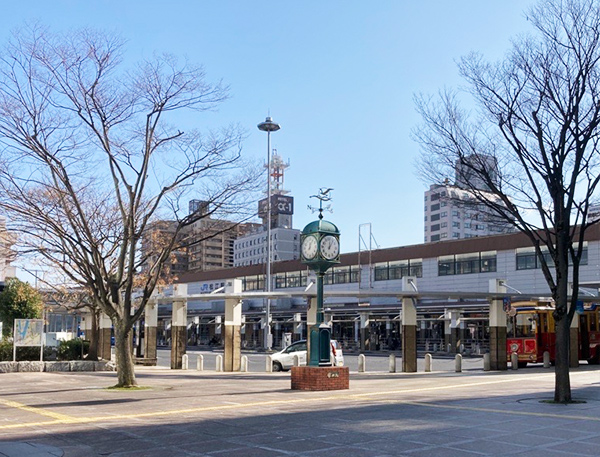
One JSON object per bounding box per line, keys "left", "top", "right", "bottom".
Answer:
{"left": 1, "top": 364, "right": 599, "bottom": 456}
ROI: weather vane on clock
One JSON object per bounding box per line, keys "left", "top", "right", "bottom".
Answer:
{"left": 307, "top": 187, "right": 333, "bottom": 220}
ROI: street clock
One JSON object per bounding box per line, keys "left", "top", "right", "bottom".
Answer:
{"left": 300, "top": 219, "right": 341, "bottom": 273}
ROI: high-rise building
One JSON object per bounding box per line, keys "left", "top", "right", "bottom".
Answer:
{"left": 424, "top": 154, "right": 513, "bottom": 243}
{"left": 141, "top": 202, "right": 260, "bottom": 279}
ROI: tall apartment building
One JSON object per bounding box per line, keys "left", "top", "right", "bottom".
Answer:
{"left": 424, "top": 154, "right": 513, "bottom": 243}
{"left": 186, "top": 202, "right": 260, "bottom": 271}
{"left": 233, "top": 152, "right": 300, "bottom": 266}
{"left": 141, "top": 201, "right": 260, "bottom": 278}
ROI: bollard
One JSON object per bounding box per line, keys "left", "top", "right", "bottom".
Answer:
{"left": 358, "top": 354, "right": 366, "bottom": 373}
{"left": 241, "top": 355, "right": 248, "bottom": 372}
{"left": 483, "top": 353, "right": 490, "bottom": 371}
{"left": 266, "top": 355, "right": 273, "bottom": 373}
{"left": 424, "top": 353, "right": 432, "bottom": 372}
{"left": 543, "top": 351, "right": 551, "bottom": 368}
{"left": 196, "top": 354, "right": 204, "bottom": 371}
{"left": 447, "top": 344, "right": 451, "bottom": 353}
{"left": 389, "top": 354, "right": 396, "bottom": 373}
{"left": 455, "top": 354, "right": 462, "bottom": 372}
{"left": 293, "top": 355, "right": 300, "bottom": 367}
{"left": 216, "top": 354, "right": 223, "bottom": 372}
{"left": 425, "top": 341, "right": 430, "bottom": 352}
{"left": 511, "top": 352, "right": 518, "bottom": 370}
{"left": 433, "top": 343, "right": 438, "bottom": 353}
{"left": 459, "top": 343, "right": 465, "bottom": 354}
{"left": 182, "top": 354, "right": 189, "bottom": 370}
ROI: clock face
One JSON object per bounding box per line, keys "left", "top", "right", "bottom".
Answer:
{"left": 301, "top": 235, "right": 318, "bottom": 260}
{"left": 320, "top": 235, "right": 339, "bottom": 260}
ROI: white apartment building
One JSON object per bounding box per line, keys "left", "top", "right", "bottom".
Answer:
{"left": 233, "top": 226, "right": 300, "bottom": 266}
{"left": 424, "top": 184, "right": 513, "bottom": 243}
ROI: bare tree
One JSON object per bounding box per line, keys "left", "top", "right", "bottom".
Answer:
{"left": 0, "top": 26, "right": 260, "bottom": 387}
{"left": 414, "top": 0, "right": 600, "bottom": 402}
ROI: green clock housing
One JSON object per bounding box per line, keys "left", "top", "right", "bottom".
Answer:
{"left": 301, "top": 219, "right": 341, "bottom": 273}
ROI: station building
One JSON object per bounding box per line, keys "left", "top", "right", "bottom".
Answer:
{"left": 156, "top": 224, "right": 600, "bottom": 353}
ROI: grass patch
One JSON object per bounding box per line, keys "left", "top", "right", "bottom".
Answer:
{"left": 105, "top": 385, "right": 152, "bottom": 391}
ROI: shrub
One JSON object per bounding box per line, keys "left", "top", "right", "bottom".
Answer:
{"left": 57, "top": 338, "right": 89, "bottom": 361}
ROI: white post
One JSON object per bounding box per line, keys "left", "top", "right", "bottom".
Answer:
{"left": 389, "top": 354, "right": 396, "bottom": 373}
{"left": 216, "top": 354, "right": 223, "bottom": 372}
{"left": 483, "top": 353, "right": 491, "bottom": 371}
{"left": 543, "top": 351, "right": 551, "bottom": 368}
{"left": 241, "top": 355, "right": 248, "bottom": 372}
{"left": 425, "top": 353, "right": 432, "bottom": 372}
{"left": 511, "top": 352, "right": 519, "bottom": 370}
{"left": 455, "top": 354, "right": 462, "bottom": 372}
{"left": 358, "top": 354, "right": 366, "bottom": 372}
{"left": 182, "top": 354, "right": 188, "bottom": 370}
{"left": 197, "top": 354, "right": 204, "bottom": 371}
{"left": 266, "top": 355, "right": 273, "bottom": 373}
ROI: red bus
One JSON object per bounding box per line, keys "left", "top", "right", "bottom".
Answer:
{"left": 506, "top": 300, "right": 600, "bottom": 367}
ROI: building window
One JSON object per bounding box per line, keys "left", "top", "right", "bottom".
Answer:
{"left": 374, "top": 259, "right": 422, "bottom": 281}
{"left": 516, "top": 244, "right": 587, "bottom": 270}
{"left": 431, "top": 214, "right": 440, "bottom": 222}
{"left": 438, "top": 251, "right": 497, "bottom": 276}
{"left": 430, "top": 203, "right": 440, "bottom": 212}
{"left": 430, "top": 224, "right": 440, "bottom": 232}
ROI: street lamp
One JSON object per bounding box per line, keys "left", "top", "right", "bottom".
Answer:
{"left": 257, "top": 116, "right": 280, "bottom": 350}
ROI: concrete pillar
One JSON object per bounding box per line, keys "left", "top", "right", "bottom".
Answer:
{"left": 360, "top": 312, "right": 370, "bottom": 351}
{"left": 449, "top": 310, "right": 462, "bottom": 354}
{"left": 80, "top": 313, "right": 92, "bottom": 341}
{"left": 144, "top": 299, "right": 158, "bottom": 363}
{"left": 401, "top": 276, "right": 417, "bottom": 373}
{"left": 293, "top": 313, "right": 303, "bottom": 342}
{"left": 98, "top": 313, "right": 112, "bottom": 360}
{"left": 171, "top": 284, "right": 188, "bottom": 370}
{"left": 444, "top": 308, "right": 451, "bottom": 350}
{"left": 224, "top": 279, "right": 243, "bottom": 372}
{"left": 489, "top": 279, "right": 508, "bottom": 371}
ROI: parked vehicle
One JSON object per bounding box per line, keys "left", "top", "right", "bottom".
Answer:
{"left": 271, "top": 339, "right": 344, "bottom": 372}
{"left": 507, "top": 299, "right": 600, "bottom": 367}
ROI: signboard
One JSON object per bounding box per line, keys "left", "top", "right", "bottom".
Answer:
{"left": 14, "top": 319, "right": 44, "bottom": 347}
{"left": 258, "top": 195, "right": 294, "bottom": 217}
{"left": 13, "top": 318, "right": 44, "bottom": 362}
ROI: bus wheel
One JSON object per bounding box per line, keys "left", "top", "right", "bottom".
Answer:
{"left": 518, "top": 361, "right": 528, "bottom": 368}
{"left": 587, "top": 353, "right": 600, "bottom": 365}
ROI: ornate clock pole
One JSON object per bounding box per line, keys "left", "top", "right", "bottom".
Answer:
{"left": 291, "top": 189, "right": 348, "bottom": 390}
{"left": 301, "top": 189, "right": 340, "bottom": 366}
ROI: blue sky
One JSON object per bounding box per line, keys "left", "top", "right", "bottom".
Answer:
{"left": 1, "top": 1, "right": 536, "bottom": 256}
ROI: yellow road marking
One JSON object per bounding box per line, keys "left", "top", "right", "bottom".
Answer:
{"left": 0, "top": 398, "right": 76, "bottom": 422}
{"left": 0, "top": 371, "right": 594, "bottom": 430}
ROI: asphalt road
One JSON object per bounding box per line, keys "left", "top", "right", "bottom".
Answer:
{"left": 156, "top": 347, "right": 487, "bottom": 373}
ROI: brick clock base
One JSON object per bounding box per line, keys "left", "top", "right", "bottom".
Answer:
{"left": 291, "top": 366, "right": 350, "bottom": 391}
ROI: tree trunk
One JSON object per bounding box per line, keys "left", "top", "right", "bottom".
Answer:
{"left": 114, "top": 323, "right": 137, "bottom": 387}
{"left": 553, "top": 232, "right": 572, "bottom": 403}
{"left": 554, "top": 314, "right": 572, "bottom": 402}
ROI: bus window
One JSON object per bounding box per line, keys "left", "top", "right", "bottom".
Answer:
{"left": 515, "top": 313, "right": 536, "bottom": 337}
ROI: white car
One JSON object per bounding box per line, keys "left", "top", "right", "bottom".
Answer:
{"left": 271, "top": 339, "right": 344, "bottom": 372}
